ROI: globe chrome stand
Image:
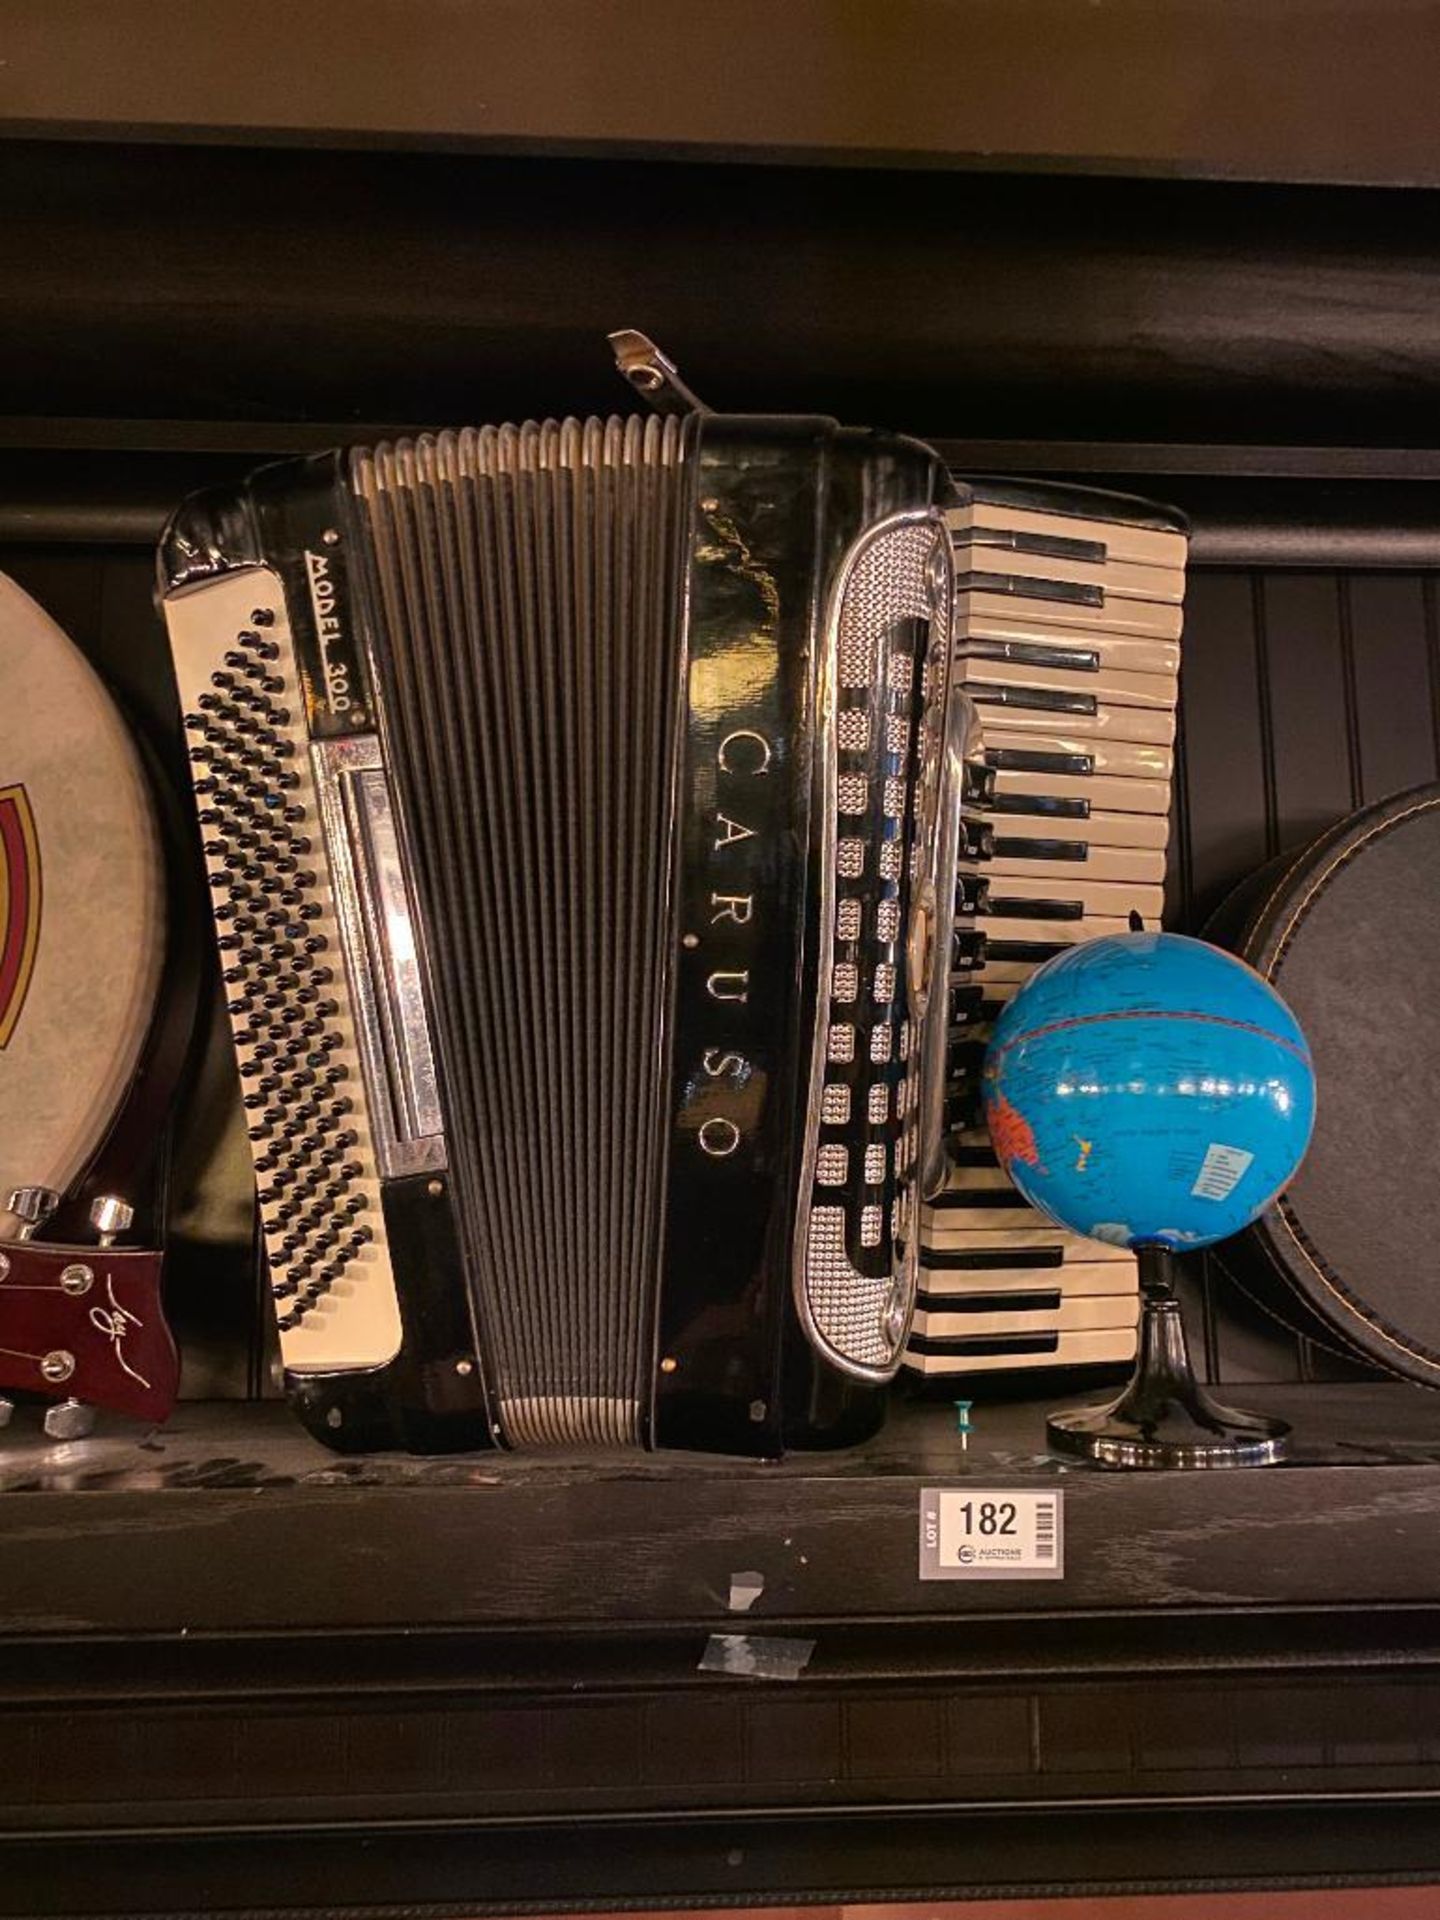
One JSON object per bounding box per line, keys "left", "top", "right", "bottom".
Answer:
{"left": 1046, "top": 1246, "right": 1291, "bottom": 1469}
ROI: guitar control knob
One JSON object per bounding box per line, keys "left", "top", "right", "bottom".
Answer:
{"left": 43, "top": 1398, "right": 97, "bottom": 1442}
{"left": 7, "top": 1186, "right": 59, "bottom": 1240}
{"left": 0, "top": 1397, "right": 12, "bottom": 1430}
{"left": 89, "top": 1195, "right": 135, "bottom": 1247}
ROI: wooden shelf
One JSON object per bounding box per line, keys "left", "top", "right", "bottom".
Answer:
{"left": 6, "top": 1390, "right": 1440, "bottom": 1909}
{"left": 7, "top": 1386, "right": 1440, "bottom": 1633}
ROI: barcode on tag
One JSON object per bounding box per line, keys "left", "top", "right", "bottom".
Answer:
{"left": 919, "top": 1487, "right": 1065, "bottom": 1580}
{"left": 1191, "top": 1142, "right": 1253, "bottom": 1200}
{"left": 1034, "top": 1494, "right": 1058, "bottom": 1562}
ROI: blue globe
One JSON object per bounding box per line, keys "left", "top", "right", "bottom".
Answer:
{"left": 981, "top": 931, "right": 1316, "bottom": 1251}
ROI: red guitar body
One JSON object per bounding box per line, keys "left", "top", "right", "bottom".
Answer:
{"left": 0, "top": 1241, "right": 177, "bottom": 1423}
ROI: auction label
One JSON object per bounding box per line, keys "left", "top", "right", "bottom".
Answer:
{"left": 919, "top": 1487, "right": 1064, "bottom": 1580}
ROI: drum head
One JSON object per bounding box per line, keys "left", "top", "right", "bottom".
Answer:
{"left": 1215, "top": 783, "right": 1440, "bottom": 1383}
{"left": 0, "top": 574, "right": 165, "bottom": 1227}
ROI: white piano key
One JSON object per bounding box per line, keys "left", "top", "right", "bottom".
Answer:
{"left": 983, "top": 726, "right": 1174, "bottom": 782}
{"left": 976, "top": 805, "right": 1170, "bottom": 852}
{"left": 967, "top": 689, "right": 1176, "bottom": 747}
{"left": 951, "top": 540, "right": 1184, "bottom": 606}
{"left": 913, "top": 1294, "right": 1140, "bottom": 1338}
{"left": 960, "top": 951, "right": 1064, "bottom": 985}
{"left": 953, "top": 976, "right": 1021, "bottom": 1005}
{"left": 988, "top": 765, "right": 1172, "bottom": 814}
{"left": 918, "top": 1257, "right": 1139, "bottom": 1297}
{"left": 953, "top": 607, "right": 1180, "bottom": 675}
{"left": 922, "top": 1219, "right": 1135, "bottom": 1258}
{"left": 964, "top": 911, "right": 1138, "bottom": 943}
{"left": 958, "top": 923, "right": 1153, "bottom": 982}
{"left": 959, "top": 654, "right": 1179, "bottom": 712}
{"left": 926, "top": 1158, "right": 1011, "bottom": 1191}
{"left": 946, "top": 497, "right": 1188, "bottom": 572}
{"left": 964, "top": 870, "right": 1166, "bottom": 920}
{"left": 903, "top": 1326, "right": 1140, "bottom": 1374}
{"left": 957, "top": 584, "right": 1182, "bottom": 641}
{"left": 944, "top": 1124, "right": 997, "bottom": 1150}
{"left": 974, "top": 840, "right": 1168, "bottom": 885}
{"left": 922, "top": 1198, "right": 1049, "bottom": 1233}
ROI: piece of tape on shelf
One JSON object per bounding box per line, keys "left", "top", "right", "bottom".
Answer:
{"left": 699, "top": 1633, "right": 815, "bottom": 1681}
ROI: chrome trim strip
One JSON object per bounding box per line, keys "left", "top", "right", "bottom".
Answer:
{"left": 312, "top": 736, "right": 447, "bottom": 1179}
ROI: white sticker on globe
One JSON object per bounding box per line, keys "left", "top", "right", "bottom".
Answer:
{"left": 919, "top": 1488, "right": 1064, "bottom": 1580}
{"left": 1191, "top": 1142, "right": 1253, "bottom": 1200}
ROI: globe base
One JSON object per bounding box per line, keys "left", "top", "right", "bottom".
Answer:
{"left": 1045, "top": 1248, "right": 1291, "bottom": 1471}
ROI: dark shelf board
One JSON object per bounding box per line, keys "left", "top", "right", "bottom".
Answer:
{"left": 9, "top": 1392, "right": 1440, "bottom": 1909}
{"left": 5, "top": 1386, "right": 1440, "bottom": 1638}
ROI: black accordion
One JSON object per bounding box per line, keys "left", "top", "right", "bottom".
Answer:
{"left": 161, "top": 410, "right": 963, "bottom": 1454}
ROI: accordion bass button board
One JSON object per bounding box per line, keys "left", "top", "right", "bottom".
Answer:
{"left": 907, "top": 479, "right": 1188, "bottom": 1383}
{"left": 161, "top": 413, "right": 960, "bottom": 1456}
{"left": 164, "top": 570, "right": 410, "bottom": 1381}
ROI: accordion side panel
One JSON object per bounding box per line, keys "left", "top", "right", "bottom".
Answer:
{"left": 164, "top": 566, "right": 404, "bottom": 1375}
{"left": 352, "top": 419, "right": 692, "bottom": 1449}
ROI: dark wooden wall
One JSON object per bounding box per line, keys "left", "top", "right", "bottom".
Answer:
{"left": 4, "top": 139, "right": 1440, "bottom": 1398}
{"left": 4, "top": 144, "right": 1440, "bottom": 445}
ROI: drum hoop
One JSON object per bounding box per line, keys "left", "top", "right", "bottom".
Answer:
{"left": 1236, "top": 784, "right": 1440, "bottom": 1381}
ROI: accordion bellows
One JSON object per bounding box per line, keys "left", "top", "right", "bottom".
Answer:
{"left": 161, "top": 411, "right": 958, "bottom": 1455}
{"left": 355, "top": 420, "right": 690, "bottom": 1448}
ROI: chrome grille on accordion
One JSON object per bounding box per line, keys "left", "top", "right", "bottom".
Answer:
{"left": 160, "top": 407, "right": 957, "bottom": 1454}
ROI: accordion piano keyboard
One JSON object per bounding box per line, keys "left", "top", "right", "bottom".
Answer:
{"left": 905, "top": 489, "right": 1189, "bottom": 1381}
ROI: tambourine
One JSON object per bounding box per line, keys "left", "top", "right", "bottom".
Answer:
{"left": 0, "top": 574, "right": 176, "bottom": 1428}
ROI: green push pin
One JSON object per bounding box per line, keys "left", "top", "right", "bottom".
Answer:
{"left": 954, "top": 1399, "right": 973, "bottom": 1452}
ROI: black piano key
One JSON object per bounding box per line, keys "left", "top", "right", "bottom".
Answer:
{"left": 945, "top": 1140, "right": 999, "bottom": 1169}
{"left": 985, "top": 790, "right": 1091, "bottom": 820}
{"left": 954, "top": 873, "right": 1088, "bottom": 923}
{"left": 916, "top": 1287, "right": 1063, "bottom": 1313}
{"left": 972, "top": 685, "right": 1100, "bottom": 717}
{"left": 905, "top": 1329, "right": 1062, "bottom": 1357}
{"left": 957, "top": 571, "right": 1105, "bottom": 610}
{"left": 990, "top": 835, "right": 1088, "bottom": 863}
{"left": 963, "top": 638, "right": 1101, "bottom": 674}
{"left": 988, "top": 893, "right": 1086, "bottom": 921}
{"left": 985, "top": 937, "right": 1069, "bottom": 964}
{"left": 919, "top": 1242, "right": 1066, "bottom": 1269}
{"left": 952, "top": 527, "right": 1107, "bottom": 565}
